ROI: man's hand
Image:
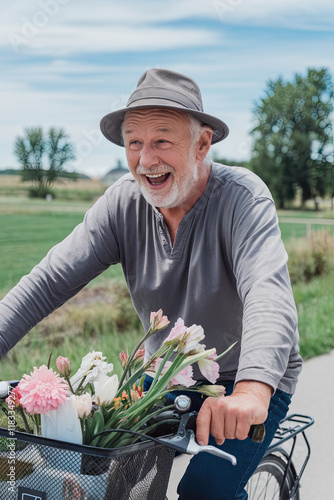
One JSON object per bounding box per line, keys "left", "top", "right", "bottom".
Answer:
{"left": 196, "top": 381, "right": 273, "bottom": 446}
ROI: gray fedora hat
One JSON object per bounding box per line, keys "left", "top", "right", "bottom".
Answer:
{"left": 100, "top": 68, "right": 229, "bottom": 146}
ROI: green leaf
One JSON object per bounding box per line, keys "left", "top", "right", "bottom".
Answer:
{"left": 88, "top": 409, "right": 105, "bottom": 444}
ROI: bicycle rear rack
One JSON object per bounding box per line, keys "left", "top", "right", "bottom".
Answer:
{"left": 267, "top": 413, "right": 314, "bottom": 498}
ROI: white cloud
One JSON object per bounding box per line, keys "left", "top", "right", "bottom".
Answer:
{"left": 2, "top": 0, "right": 334, "bottom": 58}
{"left": 2, "top": 1, "right": 222, "bottom": 56}
{"left": 5, "top": 25, "right": 219, "bottom": 56}
{"left": 207, "top": 0, "right": 334, "bottom": 29}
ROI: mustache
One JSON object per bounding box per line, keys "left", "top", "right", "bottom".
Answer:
{"left": 136, "top": 163, "right": 174, "bottom": 176}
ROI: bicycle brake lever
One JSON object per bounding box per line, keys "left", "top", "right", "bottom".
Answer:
{"left": 185, "top": 431, "right": 237, "bottom": 465}
{"left": 159, "top": 429, "right": 237, "bottom": 465}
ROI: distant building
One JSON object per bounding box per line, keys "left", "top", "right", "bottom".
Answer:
{"left": 101, "top": 160, "right": 129, "bottom": 186}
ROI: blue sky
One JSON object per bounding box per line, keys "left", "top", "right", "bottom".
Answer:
{"left": 1, "top": 0, "right": 334, "bottom": 177}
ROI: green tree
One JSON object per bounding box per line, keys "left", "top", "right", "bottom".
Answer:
{"left": 14, "top": 127, "right": 76, "bottom": 197}
{"left": 250, "top": 68, "right": 334, "bottom": 209}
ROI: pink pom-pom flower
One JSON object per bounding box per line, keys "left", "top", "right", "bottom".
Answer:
{"left": 19, "top": 365, "right": 69, "bottom": 415}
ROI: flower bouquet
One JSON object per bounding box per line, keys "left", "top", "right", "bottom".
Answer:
{"left": 3, "top": 310, "right": 235, "bottom": 451}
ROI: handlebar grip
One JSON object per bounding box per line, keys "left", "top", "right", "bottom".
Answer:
{"left": 248, "top": 423, "right": 266, "bottom": 443}
{"left": 172, "top": 397, "right": 266, "bottom": 444}
{"left": 0, "top": 381, "right": 19, "bottom": 399}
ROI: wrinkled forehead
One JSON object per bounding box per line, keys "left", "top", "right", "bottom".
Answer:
{"left": 123, "top": 107, "right": 191, "bottom": 134}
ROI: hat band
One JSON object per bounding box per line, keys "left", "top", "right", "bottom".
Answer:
{"left": 127, "top": 87, "right": 202, "bottom": 112}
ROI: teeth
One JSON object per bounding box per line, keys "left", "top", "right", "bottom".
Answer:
{"left": 146, "top": 173, "right": 168, "bottom": 178}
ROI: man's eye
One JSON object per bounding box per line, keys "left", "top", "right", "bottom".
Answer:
{"left": 157, "top": 140, "right": 170, "bottom": 146}
{"left": 129, "top": 140, "right": 141, "bottom": 149}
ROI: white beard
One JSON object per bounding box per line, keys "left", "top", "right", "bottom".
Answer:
{"left": 135, "top": 150, "right": 201, "bottom": 209}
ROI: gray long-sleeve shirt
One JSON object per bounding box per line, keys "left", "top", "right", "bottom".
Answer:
{"left": 0, "top": 163, "right": 302, "bottom": 393}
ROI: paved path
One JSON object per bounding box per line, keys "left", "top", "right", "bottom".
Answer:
{"left": 288, "top": 350, "right": 334, "bottom": 499}
{"left": 167, "top": 350, "right": 334, "bottom": 499}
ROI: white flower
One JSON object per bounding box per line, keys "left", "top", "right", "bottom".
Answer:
{"left": 164, "top": 320, "right": 205, "bottom": 355}
{"left": 182, "top": 324, "right": 205, "bottom": 354}
{"left": 70, "top": 351, "right": 114, "bottom": 391}
{"left": 94, "top": 374, "right": 119, "bottom": 406}
{"left": 164, "top": 318, "right": 187, "bottom": 343}
{"left": 72, "top": 393, "right": 92, "bottom": 418}
{"left": 169, "top": 365, "right": 196, "bottom": 388}
{"left": 197, "top": 352, "right": 220, "bottom": 384}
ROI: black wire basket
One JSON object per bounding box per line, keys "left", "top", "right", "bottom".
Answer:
{"left": 0, "top": 427, "right": 176, "bottom": 500}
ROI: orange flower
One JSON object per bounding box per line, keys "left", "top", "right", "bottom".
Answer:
{"left": 113, "top": 397, "right": 122, "bottom": 410}
{"left": 130, "top": 384, "right": 144, "bottom": 402}
{"left": 112, "top": 391, "right": 130, "bottom": 410}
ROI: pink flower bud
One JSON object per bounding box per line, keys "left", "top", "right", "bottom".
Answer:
{"left": 134, "top": 348, "right": 145, "bottom": 361}
{"left": 149, "top": 309, "right": 170, "bottom": 331}
{"left": 56, "top": 356, "right": 71, "bottom": 377}
{"left": 118, "top": 350, "right": 129, "bottom": 368}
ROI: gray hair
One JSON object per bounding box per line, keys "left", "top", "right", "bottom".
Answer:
{"left": 187, "top": 114, "right": 212, "bottom": 166}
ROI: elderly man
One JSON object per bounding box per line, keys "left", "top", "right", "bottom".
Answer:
{"left": 0, "top": 69, "right": 302, "bottom": 499}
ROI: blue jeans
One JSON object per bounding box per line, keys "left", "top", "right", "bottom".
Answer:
{"left": 143, "top": 377, "right": 291, "bottom": 500}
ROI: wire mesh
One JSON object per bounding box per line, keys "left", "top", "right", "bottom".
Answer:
{"left": 0, "top": 430, "right": 176, "bottom": 500}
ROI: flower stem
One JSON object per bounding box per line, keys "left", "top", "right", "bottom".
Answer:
{"left": 116, "top": 344, "right": 171, "bottom": 397}
{"left": 148, "top": 346, "right": 175, "bottom": 390}
{"left": 65, "top": 375, "right": 75, "bottom": 394}
{"left": 75, "top": 372, "right": 89, "bottom": 394}
{"left": 119, "top": 327, "right": 153, "bottom": 387}
{"left": 17, "top": 406, "right": 31, "bottom": 434}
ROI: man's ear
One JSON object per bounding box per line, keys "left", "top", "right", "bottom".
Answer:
{"left": 196, "top": 128, "right": 213, "bottom": 161}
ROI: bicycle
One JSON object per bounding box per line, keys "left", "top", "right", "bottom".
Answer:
{"left": 0, "top": 381, "right": 313, "bottom": 500}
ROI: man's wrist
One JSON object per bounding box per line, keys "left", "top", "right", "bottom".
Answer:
{"left": 233, "top": 380, "right": 273, "bottom": 407}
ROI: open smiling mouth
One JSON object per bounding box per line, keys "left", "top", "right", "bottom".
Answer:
{"left": 146, "top": 173, "right": 171, "bottom": 186}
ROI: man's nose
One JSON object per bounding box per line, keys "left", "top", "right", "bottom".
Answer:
{"left": 139, "top": 144, "right": 158, "bottom": 169}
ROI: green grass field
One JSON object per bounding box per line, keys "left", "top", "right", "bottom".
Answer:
{"left": 280, "top": 222, "right": 334, "bottom": 240}
{"left": 0, "top": 198, "right": 123, "bottom": 292}
{"left": 1, "top": 212, "right": 84, "bottom": 290}
{"left": 0, "top": 197, "right": 334, "bottom": 380}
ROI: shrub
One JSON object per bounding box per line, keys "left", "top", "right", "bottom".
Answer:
{"left": 28, "top": 186, "right": 54, "bottom": 198}
{"left": 286, "top": 231, "right": 334, "bottom": 284}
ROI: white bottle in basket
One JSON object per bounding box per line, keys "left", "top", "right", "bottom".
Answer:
{"left": 41, "top": 396, "right": 82, "bottom": 444}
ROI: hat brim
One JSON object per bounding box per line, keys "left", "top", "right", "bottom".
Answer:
{"left": 100, "top": 100, "right": 229, "bottom": 147}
